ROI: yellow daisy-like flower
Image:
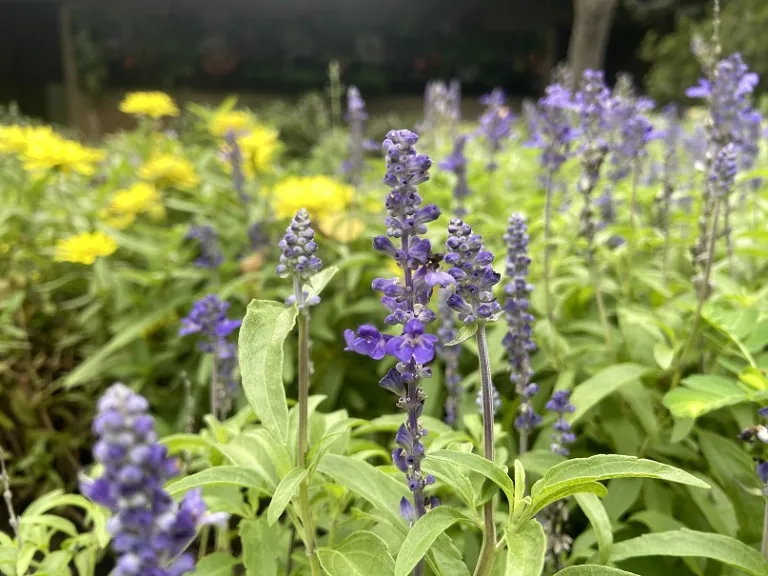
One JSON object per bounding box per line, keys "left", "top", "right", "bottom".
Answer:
{"left": 119, "top": 92, "right": 179, "bottom": 119}
{"left": 138, "top": 155, "right": 200, "bottom": 190}
{"left": 209, "top": 110, "right": 255, "bottom": 137}
{"left": 317, "top": 213, "right": 366, "bottom": 243}
{"left": 271, "top": 175, "right": 354, "bottom": 220}
{"left": 21, "top": 130, "right": 105, "bottom": 176}
{"left": 102, "top": 182, "right": 165, "bottom": 229}
{"left": 0, "top": 125, "right": 31, "bottom": 154}
{"left": 54, "top": 231, "right": 118, "bottom": 265}
{"left": 238, "top": 124, "right": 280, "bottom": 176}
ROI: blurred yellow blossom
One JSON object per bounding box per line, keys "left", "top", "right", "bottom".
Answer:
{"left": 271, "top": 175, "right": 353, "bottom": 220}
{"left": 139, "top": 155, "right": 199, "bottom": 190}
{"left": 317, "top": 213, "right": 366, "bottom": 243}
{"left": 209, "top": 110, "right": 255, "bottom": 137}
{"left": 102, "top": 182, "right": 165, "bottom": 229}
{"left": 119, "top": 92, "right": 179, "bottom": 119}
{"left": 21, "top": 130, "right": 104, "bottom": 175}
{"left": 0, "top": 125, "right": 32, "bottom": 154}
{"left": 55, "top": 231, "right": 117, "bottom": 265}
{"left": 226, "top": 124, "right": 280, "bottom": 176}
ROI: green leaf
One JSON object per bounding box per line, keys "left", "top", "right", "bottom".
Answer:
{"left": 19, "top": 514, "right": 77, "bottom": 537}
{"left": 166, "top": 466, "right": 266, "bottom": 496}
{"left": 574, "top": 493, "right": 613, "bottom": 565}
{"left": 305, "top": 266, "right": 339, "bottom": 300}
{"left": 239, "top": 300, "right": 297, "bottom": 443}
{"left": 191, "top": 552, "right": 240, "bottom": 576}
{"left": 425, "top": 450, "right": 515, "bottom": 502}
{"left": 240, "top": 518, "right": 278, "bottom": 576}
{"left": 422, "top": 458, "right": 475, "bottom": 509}
{"left": 568, "top": 364, "right": 650, "bottom": 425}
{"left": 610, "top": 529, "right": 768, "bottom": 576}
{"left": 518, "top": 450, "right": 566, "bottom": 477}
{"left": 505, "top": 520, "right": 546, "bottom": 576}
{"left": 267, "top": 467, "right": 308, "bottom": 526}
{"left": 63, "top": 296, "right": 188, "bottom": 387}
{"left": 317, "top": 454, "right": 408, "bottom": 527}
{"left": 528, "top": 455, "right": 709, "bottom": 519}
{"left": 394, "top": 507, "right": 473, "bottom": 576}
{"left": 216, "top": 436, "right": 278, "bottom": 490}
{"left": 555, "top": 567, "right": 640, "bottom": 576}
{"left": 686, "top": 473, "right": 738, "bottom": 537}
{"left": 653, "top": 341, "right": 674, "bottom": 371}
{"left": 662, "top": 374, "right": 751, "bottom": 419}
{"left": 445, "top": 324, "right": 478, "bottom": 347}
{"left": 318, "top": 531, "right": 396, "bottom": 576}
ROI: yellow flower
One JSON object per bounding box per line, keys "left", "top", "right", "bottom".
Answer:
{"left": 226, "top": 124, "right": 280, "bottom": 176}
{"left": 271, "top": 175, "right": 353, "bottom": 220}
{"left": 317, "top": 213, "right": 366, "bottom": 243}
{"left": 209, "top": 110, "right": 255, "bottom": 137}
{"left": 119, "top": 92, "right": 179, "bottom": 119}
{"left": 139, "top": 155, "right": 199, "bottom": 190}
{"left": 55, "top": 231, "right": 117, "bottom": 265}
{"left": 21, "top": 130, "right": 104, "bottom": 175}
{"left": 0, "top": 125, "right": 31, "bottom": 154}
{"left": 102, "top": 182, "right": 165, "bottom": 228}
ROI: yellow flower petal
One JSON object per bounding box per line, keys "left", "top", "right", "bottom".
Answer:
{"left": 119, "top": 92, "right": 179, "bottom": 119}
{"left": 55, "top": 231, "right": 117, "bottom": 265}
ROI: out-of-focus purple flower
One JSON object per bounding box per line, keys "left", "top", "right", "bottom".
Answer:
{"left": 444, "top": 218, "right": 502, "bottom": 324}
{"left": 475, "top": 384, "right": 501, "bottom": 417}
{"left": 345, "top": 86, "right": 368, "bottom": 187}
{"left": 439, "top": 135, "right": 472, "bottom": 215}
{"left": 82, "top": 384, "right": 227, "bottom": 576}
{"left": 477, "top": 88, "right": 514, "bottom": 171}
{"left": 711, "top": 142, "right": 738, "bottom": 199}
{"left": 186, "top": 225, "right": 223, "bottom": 269}
{"left": 758, "top": 461, "right": 768, "bottom": 486}
{"left": 546, "top": 390, "right": 576, "bottom": 456}
{"left": 535, "top": 83, "right": 576, "bottom": 174}
{"left": 574, "top": 70, "right": 610, "bottom": 144}
{"left": 247, "top": 222, "right": 268, "bottom": 252}
{"left": 503, "top": 214, "right": 542, "bottom": 435}
{"left": 224, "top": 131, "right": 247, "bottom": 203}
{"left": 179, "top": 295, "right": 241, "bottom": 353}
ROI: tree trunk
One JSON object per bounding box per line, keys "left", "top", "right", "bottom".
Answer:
{"left": 567, "top": 0, "right": 618, "bottom": 87}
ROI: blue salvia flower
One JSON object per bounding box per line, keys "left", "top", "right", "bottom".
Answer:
{"left": 738, "top": 107, "right": 763, "bottom": 195}
{"left": 186, "top": 225, "right": 223, "bottom": 269}
{"left": 444, "top": 219, "right": 502, "bottom": 324}
{"left": 536, "top": 83, "right": 576, "bottom": 176}
{"left": 179, "top": 295, "right": 241, "bottom": 355}
{"left": 436, "top": 289, "right": 463, "bottom": 426}
{"left": 478, "top": 88, "right": 514, "bottom": 171}
{"left": 448, "top": 79, "right": 462, "bottom": 141}
{"left": 438, "top": 135, "right": 472, "bottom": 216}
{"left": 686, "top": 52, "right": 759, "bottom": 145}
{"left": 82, "top": 384, "right": 227, "bottom": 576}
{"left": 276, "top": 209, "right": 323, "bottom": 311}
{"left": 344, "top": 129, "right": 449, "bottom": 526}
{"left": 345, "top": 86, "right": 368, "bottom": 188}
{"left": 503, "top": 214, "right": 542, "bottom": 438}
{"left": 711, "top": 142, "right": 738, "bottom": 199}
{"left": 546, "top": 390, "right": 576, "bottom": 456}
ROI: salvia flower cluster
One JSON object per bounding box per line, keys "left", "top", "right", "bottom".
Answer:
{"left": 533, "top": 82, "right": 575, "bottom": 176}
{"left": 344, "top": 85, "right": 367, "bottom": 188}
{"left": 478, "top": 89, "right": 514, "bottom": 171}
{"left": 438, "top": 135, "right": 472, "bottom": 216}
{"left": 276, "top": 208, "right": 323, "bottom": 311}
{"left": 82, "top": 383, "right": 227, "bottom": 576}
{"left": 186, "top": 225, "right": 223, "bottom": 269}
{"left": 344, "top": 129, "right": 449, "bottom": 525}
{"left": 503, "top": 214, "right": 541, "bottom": 440}
{"left": 547, "top": 390, "right": 576, "bottom": 456}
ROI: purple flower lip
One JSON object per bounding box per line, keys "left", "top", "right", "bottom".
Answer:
{"left": 344, "top": 325, "right": 390, "bottom": 360}
{"left": 385, "top": 318, "right": 439, "bottom": 364}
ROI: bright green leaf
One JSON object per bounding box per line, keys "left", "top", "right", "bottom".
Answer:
{"left": 267, "top": 467, "right": 308, "bottom": 526}
{"left": 445, "top": 324, "right": 478, "bottom": 347}
{"left": 662, "top": 374, "right": 750, "bottom": 419}
{"left": 190, "top": 552, "right": 240, "bottom": 576}
{"left": 240, "top": 518, "right": 278, "bottom": 576}
{"left": 166, "top": 466, "right": 267, "bottom": 496}
{"left": 239, "top": 300, "right": 297, "bottom": 443}
{"left": 505, "top": 520, "right": 546, "bottom": 576}
{"left": 318, "top": 531, "right": 396, "bottom": 576}
{"left": 610, "top": 529, "right": 768, "bottom": 576}
{"left": 555, "top": 566, "right": 639, "bottom": 576}
{"left": 426, "top": 450, "right": 515, "bottom": 502}
{"left": 568, "top": 364, "right": 650, "bottom": 425}
{"left": 574, "top": 493, "right": 613, "bottom": 565}
{"left": 394, "top": 507, "right": 473, "bottom": 576}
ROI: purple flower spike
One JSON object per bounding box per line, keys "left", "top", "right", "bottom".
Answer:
{"left": 344, "top": 325, "right": 390, "bottom": 360}
{"left": 186, "top": 225, "right": 223, "bottom": 269}
{"left": 82, "top": 384, "right": 228, "bottom": 576}
{"left": 547, "top": 390, "right": 576, "bottom": 457}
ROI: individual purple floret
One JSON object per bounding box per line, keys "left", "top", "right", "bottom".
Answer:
{"left": 82, "top": 383, "right": 227, "bottom": 576}
{"left": 436, "top": 289, "right": 462, "bottom": 426}
{"left": 547, "top": 390, "right": 576, "bottom": 456}
{"left": 478, "top": 88, "right": 514, "bottom": 171}
{"left": 186, "top": 225, "right": 223, "bottom": 269}
{"left": 444, "top": 219, "right": 502, "bottom": 324}
{"left": 439, "top": 135, "right": 472, "bottom": 216}
{"left": 503, "top": 214, "right": 542, "bottom": 446}
{"left": 345, "top": 86, "right": 368, "bottom": 188}
{"left": 344, "top": 129, "right": 448, "bottom": 533}
{"left": 276, "top": 208, "right": 323, "bottom": 311}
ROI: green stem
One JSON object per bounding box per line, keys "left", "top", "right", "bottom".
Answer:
{"left": 297, "top": 309, "right": 321, "bottom": 576}
{"left": 210, "top": 350, "right": 219, "bottom": 420}
{"left": 474, "top": 326, "right": 496, "bottom": 576}
{"left": 672, "top": 199, "right": 721, "bottom": 388}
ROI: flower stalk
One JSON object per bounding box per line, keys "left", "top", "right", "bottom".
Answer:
{"left": 0, "top": 447, "right": 20, "bottom": 547}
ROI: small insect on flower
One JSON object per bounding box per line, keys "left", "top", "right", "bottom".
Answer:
{"left": 119, "top": 91, "right": 180, "bottom": 119}
{"left": 54, "top": 231, "right": 118, "bottom": 265}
